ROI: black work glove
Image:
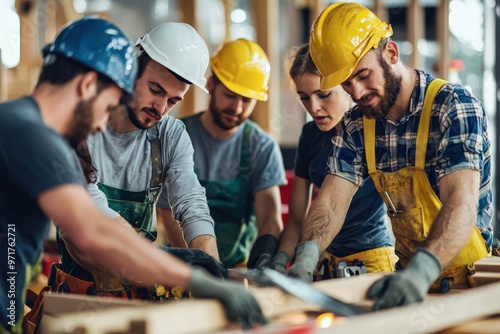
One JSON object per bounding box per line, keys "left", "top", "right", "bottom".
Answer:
{"left": 160, "top": 246, "right": 228, "bottom": 278}
{"left": 367, "top": 248, "right": 442, "bottom": 310}
{"left": 188, "top": 268, "right": 267, "bottom": 328}
{"left": 286, "top": 241, "right": 320, "bottom": 282}
{"left": 247, "top": 234, "right": 279, "bottom": 270}
{"left": 270, "top": 251, "right": 290, "bottom": 274}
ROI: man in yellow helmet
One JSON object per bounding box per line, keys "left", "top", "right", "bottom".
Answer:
{"left": 287, "top": 2, "right": 492, "bottom": 310}
{"left": 158, "top": 39, "right": 287, "bottom": 269}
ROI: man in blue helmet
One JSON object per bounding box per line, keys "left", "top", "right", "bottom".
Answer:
{"left": 0, "top": 17, "right": 265, "bottom": 334}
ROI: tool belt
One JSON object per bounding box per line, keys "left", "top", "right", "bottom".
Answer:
{"left": 22, "top": 285, "right": 50, "bottom": 334}
{"left": 314, "top": 247, "right": 397, "bottom": 281}
{"left": 22, "top": 263, "right": 153, "bottom": 334}
{"left": 49, "top": 262, "right": 153, "bottom": 299}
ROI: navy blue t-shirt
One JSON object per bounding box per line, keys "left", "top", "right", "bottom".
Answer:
{"left": 0, "top": 96, "right": 85, "bottom": 332}
{"left": 294, "top": 121, "right": 393, "bottom": 256}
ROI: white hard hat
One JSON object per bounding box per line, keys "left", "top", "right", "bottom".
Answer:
{"left": 136, "top": 22, "right": 209, "bottom": 93}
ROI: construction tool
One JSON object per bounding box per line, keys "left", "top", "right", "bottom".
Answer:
{"left": 336, "top": 259, "right": 367, "bottom": 278}
{"left": 228, "top": 268, "right": 367, "bottom": 317}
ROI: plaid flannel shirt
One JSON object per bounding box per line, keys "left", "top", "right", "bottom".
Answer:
{"left": 328, "top": 70, "right": 493, "bottom": 246}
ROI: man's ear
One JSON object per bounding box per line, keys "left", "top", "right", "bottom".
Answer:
{"left": 386, "top": 40, "right": 400, "bottom": 65}
{"left": 77, "top": 71, "right": 99, "bottom": 100}
{"left": 206, "top": 75, "right": 214, "bottom": 94}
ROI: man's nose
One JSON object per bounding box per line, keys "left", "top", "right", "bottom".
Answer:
{"left": 231, "top": 97, "right": 244, "bottom": 114}
{"left": 95, "top": 113, "right": 110, "bottom": 133}
{"left": 349, "top": 82, "right": 366, "bottom": 101}
{"left": 153, "top": 96, "right": 169, "bottom": 114}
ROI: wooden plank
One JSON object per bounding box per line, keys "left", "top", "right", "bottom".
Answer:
{"left": 41, "top": 273, "right": 384, "bottom": 334}
{"left": 437, "top": 315, "right": 500, "bottom": 334}
{"left": 318, "top": 281, "right": 500, "bottom": 334}
{"left": 473, "top": 256, "right": 500, "bottom": 272}
{"left": 40, "top": 275, "right": 500, "bottom": 334}
{"left": 470, "top": 272, "right": 500, "bottom": 287}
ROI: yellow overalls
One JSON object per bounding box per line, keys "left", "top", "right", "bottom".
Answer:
{"left": 363, "top": 79, "right": 488, "bottom": 291}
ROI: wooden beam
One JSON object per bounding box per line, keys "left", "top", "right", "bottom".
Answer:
{"left": 308, "top": 0, "right": 324, "bottom": 27}
{"left": 407, "top": 0, "right": 424, "bottom": 69}
{"left": 437, "top": 0, "right": 449, "bottom": 80}
{"left": 176, "top": 0, "right": 211, "bottom": 118}
{"left": 373, "top": 0, "right": 388, "bottom": 23}
{"left": 250, "top": 0, "right": 279, "bottom": 137}
{"left": 222, "top": 0, "right": 233, "bottom": 43}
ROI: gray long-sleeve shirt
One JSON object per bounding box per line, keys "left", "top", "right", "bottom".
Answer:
{"left": 87, "top": 114, "right": 215, "bottom": 244}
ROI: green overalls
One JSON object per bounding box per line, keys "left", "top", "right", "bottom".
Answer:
{"left": 363, "top": 79, "right": 489, "bottom": 291}
{"left": 97, "top": 125, "right": 163, "bottom": 242}
{"left": 184, "top": 118, "right": 257, "bottom": 268}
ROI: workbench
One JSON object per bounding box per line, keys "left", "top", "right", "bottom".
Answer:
{"left": 38, "top": 270, "right": 500, "bottom": 334}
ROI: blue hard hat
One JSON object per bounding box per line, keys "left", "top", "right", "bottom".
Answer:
{"left": 42, "top": 16, "right": 137, "bottom": 95}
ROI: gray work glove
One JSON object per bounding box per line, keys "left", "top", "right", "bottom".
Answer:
{"left": 188, "top": 268, "right": 267, "bottom": 328}
{"left": 367, "top": 248, "right": 442, "bottom": 310}
{"left": 270, "top": 251, "right": 290, "bottom": 274}
{"left": 285, "top": 241, "right": 321, "bottom": 282}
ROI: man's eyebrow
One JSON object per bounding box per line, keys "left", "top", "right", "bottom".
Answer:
{"left": 350, "top": 68, "right": 368, "bottom": 79}
{"left": 150, "top": 81, "right": 166, "bottom": 94}
{"left": 150, "top": 81, "right": 184, "bottom": 102}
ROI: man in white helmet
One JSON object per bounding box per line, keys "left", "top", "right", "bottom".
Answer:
{"left": 56, "top": 23, "right": 225, "bottom": 298}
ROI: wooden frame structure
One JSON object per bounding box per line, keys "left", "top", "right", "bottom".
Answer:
{"left": 2, "top": 0, "right": 453, "bottom": 137}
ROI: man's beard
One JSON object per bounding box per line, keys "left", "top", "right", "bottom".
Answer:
{"left": 359, "top": 54, "right": 402, "bottom": 119}
{"left": 126, "top": 96, "right": 161, "bottom": 130}
{"left": 209, "top": 93, "right": 245, "bottom": 130}
{"left": 66, "top": 98, "right": 96, "bottom": 149}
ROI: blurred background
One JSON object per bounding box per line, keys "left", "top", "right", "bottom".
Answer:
{"left": 1, "top": 0, "right": 498, "bottom": 237}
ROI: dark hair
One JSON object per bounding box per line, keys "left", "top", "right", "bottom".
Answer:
{"left": 375, "top": 37, "right": 391, "bottom": 53}
{"left": 137, "top": 49, "right": 192, "bottom": 85}
{"left": 37, "top": 54, "right": 115, "bottom": 92}
{"left": 289, "top": 44, "right": 320, "bottom": 80}
{"left": 75, "top": 140, "right": 97, "bottom": 183}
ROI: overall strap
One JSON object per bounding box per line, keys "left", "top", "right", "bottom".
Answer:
{"left": 415, "top": 78, "right": 447, "bottom": 169}
{"left": 239, "top": 121, "right": 254, "bottom": 175}
{"left": 146, "top": 124, "right": 163, "bottom": 197}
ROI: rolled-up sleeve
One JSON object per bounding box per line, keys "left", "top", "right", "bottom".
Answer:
{"left": 157, "top": 121, "right": 215, "bottom": 244}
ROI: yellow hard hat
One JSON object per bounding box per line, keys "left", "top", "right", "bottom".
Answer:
{"left": 310, "top": 2, "right": 393, "bottom": 90}
{"left": 210, "top": 38, "right": 270, "bottom": 101}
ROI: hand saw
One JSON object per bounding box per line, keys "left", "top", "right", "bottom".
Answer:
{"left": 228, "top": 268, "right": 367, "bottom": 317}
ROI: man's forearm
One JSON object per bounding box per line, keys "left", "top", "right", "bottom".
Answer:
{"left": 277, "top": 218, "right": 301, "bottom": 257}
{"left": 425, "top": 169, "right": 480, "bottom": 268}
{"left": 301, "top": 199, "right": 343, "bottom": 250}
{"left": 301, "top": 174, "right": 356, "bottom": 250}
{"left": 189, "top": 234, "right": 220, "bottom": 260}
{"left": 425, "top": 203, "right": 477, "bottom": 268}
